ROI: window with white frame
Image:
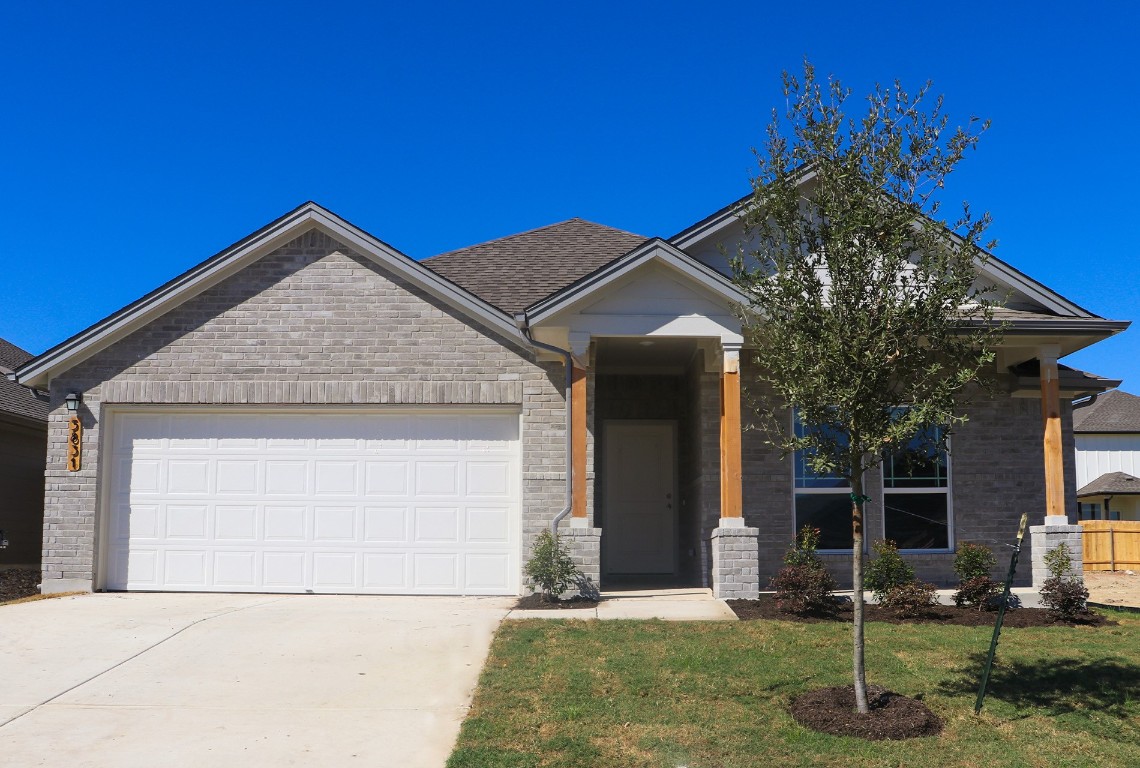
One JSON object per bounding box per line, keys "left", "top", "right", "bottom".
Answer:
{"left": 881, "top": 426, "right": 951, "bottom": 550}
{"left": 793, "top": 411, "right": 854, "bottom": 551}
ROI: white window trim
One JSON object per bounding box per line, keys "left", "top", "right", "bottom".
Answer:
{"left": 880, "top": 435, "right": 954, "bottom": 554}
{"left": 789, "top": 410, "right": 864, "bottom": 555}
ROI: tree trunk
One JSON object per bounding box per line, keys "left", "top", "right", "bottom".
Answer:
{"left": 851, "top": 473, "right": 870, "bottom": 714}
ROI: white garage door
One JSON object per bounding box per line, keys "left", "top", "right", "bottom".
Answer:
{"left": 103, "top": 410, "right": 521, "bottom": 595}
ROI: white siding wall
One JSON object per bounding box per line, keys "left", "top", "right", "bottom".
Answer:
{"left": 1075, "top": 433, "right": 1140, "bottom": 487}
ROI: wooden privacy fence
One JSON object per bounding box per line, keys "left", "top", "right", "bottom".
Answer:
{"left": 1080, "top": 520, "right": 1140, "bottom": 571}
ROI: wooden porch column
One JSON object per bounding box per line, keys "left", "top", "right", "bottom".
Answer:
{"left": 1039, "top": 345, "right": 1067, "bottom": 522}
{"left": 720, "top": 345, "right": 743, "bottom": 523}
{"left": 571, "top": 364, "right": 588, "bottom": 522}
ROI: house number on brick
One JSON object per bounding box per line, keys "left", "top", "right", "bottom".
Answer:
{"left": 67, "top": 417, "right": 82, "bottom": 471}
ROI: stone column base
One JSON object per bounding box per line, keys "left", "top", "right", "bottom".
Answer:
{"left": 710, "top": 525, "right": 760, "bottom": 599}
{"left": 1029, "top": 522, "right": 1084, "bottom": 587}
{"left": 560, "top": 526, "right": 602, "bottom": 597}
{"left": 40, "top": 578, "right": 93, "bottom": 595}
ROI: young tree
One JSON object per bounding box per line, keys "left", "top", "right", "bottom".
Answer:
{"left": 733, "top": 61, "right": 1002, "bottom": 713}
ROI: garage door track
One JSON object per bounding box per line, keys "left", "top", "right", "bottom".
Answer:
{"left": 0, "top": 593, "right": 511, "bottom": 767}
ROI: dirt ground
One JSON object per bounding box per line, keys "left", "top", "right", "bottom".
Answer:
{"left": 1085, "top": 570, "right": 1140, "bottom": 608}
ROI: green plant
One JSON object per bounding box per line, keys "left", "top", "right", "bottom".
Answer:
{"left": 771, "top": 526, "right": 837, "bottom": 615}
{"left": 864, "top": 539, "right": 916, "bottom": 601}
{"left": 953, "top": 542, "right": 996, "bottom": 581}
{"left": 523, "top": 530, "right": 580, "bottom": 601}
{"left": 952, "top": 542, "right": 999, "bottom": 610}
{"left": 880, "top": 581, "right": 937, "bottom": 618}
{"left": 1039, "top": 543, "right": 1089, "bottom": 621}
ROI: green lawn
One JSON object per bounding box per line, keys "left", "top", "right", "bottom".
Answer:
{"left": 448, "top": 610, "right": 1140, "bottom": 767}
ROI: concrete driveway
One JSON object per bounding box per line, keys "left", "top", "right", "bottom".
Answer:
{"left": 0, "top": 592, "right": 512, "bottom": 767}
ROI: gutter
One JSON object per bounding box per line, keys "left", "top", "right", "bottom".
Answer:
{"left": 514, "top": 313, "right": 574, "bottom": 538}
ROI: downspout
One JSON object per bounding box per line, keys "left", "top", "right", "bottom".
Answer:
{"left": 514, "top": 313, "right": 574, "bottom": 538}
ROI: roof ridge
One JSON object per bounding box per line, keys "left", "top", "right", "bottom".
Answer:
{"left": 425, "top": 218, "right": 644, "bottom": 261}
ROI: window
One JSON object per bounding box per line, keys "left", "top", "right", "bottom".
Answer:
{"left": 793, "top": 412, "right": 853, "bottom": 551}
{"left": 882, "top": 426, "right": 951, "bottom": 550}
{"left": 1078, "top": 502, "right": 1102, "bottom": 521}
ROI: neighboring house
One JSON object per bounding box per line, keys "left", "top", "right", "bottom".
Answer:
{"left": 1073, "top": 389, "right": 1140, "bottom": 521}
{"left": 7, "top": 197, "right": 1129, "bottom": 597}
{"left": 0, "top": 338, "right": 49, "bottom": 568}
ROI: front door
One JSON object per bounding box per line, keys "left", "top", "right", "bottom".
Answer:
{"left": 602, "top": 421, "right": 676, "bottom": 575}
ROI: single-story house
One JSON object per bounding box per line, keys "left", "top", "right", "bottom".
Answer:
{"left": 1074, "top": 389, "right": 1140, "bottom": 521}
{"left": 8, "top": 195, "right": 1130, "bottom": 596}
{"left": 0, "top": 338, "right": 49, "bottom": 568}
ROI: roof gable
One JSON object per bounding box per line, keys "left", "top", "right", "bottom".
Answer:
{"left": 669, "top": 185, "right": 1104, "bottom": 320}
{"left": 12, "top": 203, "right": 525, "bottom": 389}
{"left": 524, "top": 238, "right": 750, "bottom": 325}
{"left": 422, "top": 219, "right": 647, "bottom": 313}
{"left": 1073, "top": 389, "right": 1140, "bottom": 433}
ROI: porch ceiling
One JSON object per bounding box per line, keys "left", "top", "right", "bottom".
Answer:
{"left": 594, "top": 337, "right": 701, "bottom": 375}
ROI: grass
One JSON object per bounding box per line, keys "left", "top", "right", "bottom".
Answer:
{"left": 448, "top": 610, "right": 1140, "bottom": 767}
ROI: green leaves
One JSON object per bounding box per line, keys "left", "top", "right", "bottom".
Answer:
{"left": 735, "top": 60, "right": 1002, "bottom": 483}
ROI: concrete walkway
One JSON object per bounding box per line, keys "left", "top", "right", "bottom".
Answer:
{"left": 0, "top": 592, "right": 512, "bottom": 767}
{"left": 506, "top": 587, "right": 739, "bottom": 620}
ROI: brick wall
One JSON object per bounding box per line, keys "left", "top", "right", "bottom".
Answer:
{"left": 41, "top": 230, "right": 567, "bottom": 588}
{"left": 737, "top": 364, "right": 1065, "bottom": 590}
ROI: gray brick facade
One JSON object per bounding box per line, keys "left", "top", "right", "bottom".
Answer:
{"left": 41, "top": 231, "right": 568, "bottom": 591}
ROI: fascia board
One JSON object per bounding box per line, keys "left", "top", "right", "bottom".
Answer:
{"left": 15, "top": 204, "right": 521, "bottom": 389}
{"left": 525, "top": 240, "right": 750, "bottom": 325}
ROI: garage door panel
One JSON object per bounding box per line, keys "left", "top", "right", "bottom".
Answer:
{"left": 314, "top": 506, "right": 357, "bottom": 541}
{"left": 166, "top": 505, "right": 209, "bottom": 539}
{"left": 168, "top": 461, "right": 209, "bottom": 494}
{"left": 363, "top": 506, "right": 407, "bottom": 543}
{"left": 266, "top": 461, "right": 307, "bottom": 495}
{"left": 214, "top": 551, "right": 257, "bottom": 586}
{"left": 413, "top": 553, "right": 459, "bottom": 590}
{"left": 364, "top": 461, "right": 408, "bottom": 496}
{"left": 465, "top": 553, "right": 511, "bottom": 591}
{"left": 215, "top": 505, "right": 257, "bottom": 541}
{"left": 216, "top": 461, "right": 259, "bottom": 494}
{"left": 106, "top": 410, "right": 519, "bottom": 595}
{"left": 363, "top": 553, "right": 407, "bottom": 588}
{"left": 164, "top": 550, "right": 209, "bottom": 586}
{"left": 263, "top": 552, "right": 306, "bottom": 587}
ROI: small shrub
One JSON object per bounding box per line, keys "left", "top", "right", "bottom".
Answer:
{"left": 523, "top": 530, "right": 580, "bottom": 601}
{"left": 954, "top": 575, "right": 1000, "bottom": 610}
{"left": 954, "top": 542, "right": 996, "bottom": 581}
{"left": 783, "top": 525, "right": 824, "bottom": 568}
{"left": 1039, "top": 543, "right": 1089, "bottom": 621}
{"left": 953, "top": 542, "right": 999, "bottom": 610}
{"left": 864, "top": 539, "right": 915, "bottom": 601}
{"left": 771, "top": 526, "right": 837, "bottom": 615}
{"left": 880, "top": 581, "right": 938, "bottom": 618}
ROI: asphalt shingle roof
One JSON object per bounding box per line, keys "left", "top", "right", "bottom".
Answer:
{"left": 1077, "top": 471, "right": 1140, "bottom": 497}
{"left": 422, "top": 219, "right": 647, "bottom": 314}
{"left": 0, "top": 338, "right": 49, "bottom": 424}
{"left": 1072, "top": 389, "right": 1140, "bottom": 433}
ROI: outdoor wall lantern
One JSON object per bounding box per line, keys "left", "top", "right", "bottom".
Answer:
{"left": 65, "top": 393, "right": 82, "bottom": 471}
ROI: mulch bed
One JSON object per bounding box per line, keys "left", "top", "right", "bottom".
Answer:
{"left": 0, "top": 569, "right": 41, "bottom": 603}
{"left": 727, "top": 594, "right": 1113, "bottom": 627}
{"left": 789, "top": 684, "right": 943, "bottom": 740}
{"left": 514, "top": 593, "right": 600, "bottom": 610}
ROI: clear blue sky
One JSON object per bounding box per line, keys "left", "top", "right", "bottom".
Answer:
{"left": 2, "top": 2, "right": 1137, "bottom": 389}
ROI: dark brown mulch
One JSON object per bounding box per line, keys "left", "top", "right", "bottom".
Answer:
{"left": 514, "top": 593, "right": 600, "bottom": 610}
{"left": 0, "top": 569, "right": 41, "bottom": 603}
{"left": 727, "top": 594, "right": 1113, "bottom": 627}
{"left": 789, "top": 684, "right": 943, "bottom": 740}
